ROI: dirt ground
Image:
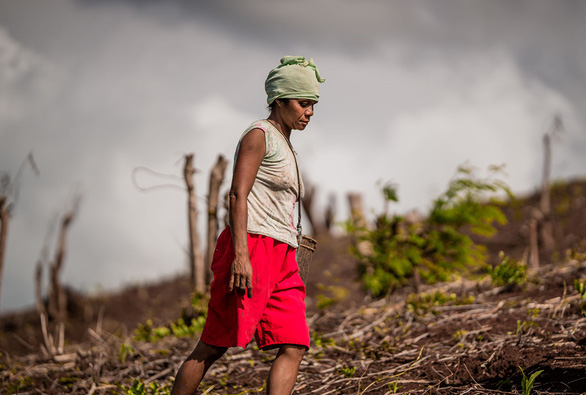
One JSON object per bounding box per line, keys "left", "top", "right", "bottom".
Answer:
{"left": 1, "top": 180, "right": 586, "bottom": 394}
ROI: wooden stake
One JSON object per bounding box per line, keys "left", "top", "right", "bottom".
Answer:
{"left": 183, "top": 154, "right": 205, "bottom": 294}
{"left": 206, "top": 154, "right": 228, "bottom": 285}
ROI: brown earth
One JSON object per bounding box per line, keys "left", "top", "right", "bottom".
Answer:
{"left": 1, "top": 179, "right": 586, "bottom": 394}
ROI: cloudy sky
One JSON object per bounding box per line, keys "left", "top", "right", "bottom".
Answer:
{"left": 1, "top": 0, "right": 585, "bottom": 312}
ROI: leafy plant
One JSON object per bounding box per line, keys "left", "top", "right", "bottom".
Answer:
{"left": 120, "top": 343, "right": 135, "bottom": 364}
{"left": 453, "top": 329, "right": 468, "bottom": 342}
{"left": 133, "top": 291, "right": 209, "bottom": 342}
{"left": 511, "top": 320, "right": 538, "bottom": 336}
{"left": 351, "top": 165, "right": 511, "bottom": 297}
{"left": 519, "top": 366, "right": 543, "bottom": 395}
{"left": 311, "top": 331, "right": 335, "bottom": 348}
{"left": 575, "top": 279, "right": 586, "bottom": 317}
{"left": 120, "top": 379, "right": 172, "bottom": 395}
{"left": 388, "top": 381, "right": 400, "bottom": 393}
{"left": 406, "top": 290, "right": 474, "bottom": 315}
{"left": 488, "top": 252, "right": 527, "bottom": 287}
{"left": 340, "top": 366, "right": 356, "bottom": 378}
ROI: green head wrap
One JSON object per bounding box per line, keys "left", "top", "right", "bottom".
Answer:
{"left": 265, "top": 56, "right": 326, "bottom": 105}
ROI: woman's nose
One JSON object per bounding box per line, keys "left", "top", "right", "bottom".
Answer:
{"left": 306, "top": 105, "right": 314, "bottom": 116}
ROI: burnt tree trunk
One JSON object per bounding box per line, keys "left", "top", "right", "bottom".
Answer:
{"left": 184, "top": 154, "right": 205, "bottom": 294}
{"left": 0, "top": 197, "right": 9, "bottom": 309}
{"left": 206, "top": 155, "right": 228, "bottom": 284}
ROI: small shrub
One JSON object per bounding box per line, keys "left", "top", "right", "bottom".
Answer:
{"left": 488, "top": 252, "right": 526, "bottom": 287}
{"left": 351, "top": 165, "right": 511, "bottom": 297}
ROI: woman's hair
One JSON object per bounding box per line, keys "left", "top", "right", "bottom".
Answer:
{"left": 267, "top": 98, "right": 290, "bottom": 111}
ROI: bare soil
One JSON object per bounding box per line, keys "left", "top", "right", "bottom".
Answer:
{"left": 1, "top": 180, "right": 586, "bottom": 394}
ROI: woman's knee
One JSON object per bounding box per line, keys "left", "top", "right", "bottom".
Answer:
{"left": 277, "top": 344, "right": 306, "bottom": 362}
{"left": 188, "top": 341, "right": 227, "bottom": 364}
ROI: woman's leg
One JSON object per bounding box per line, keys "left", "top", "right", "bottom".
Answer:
{"left": 266, "top": 344, "right": 306, "bottom": 395}
{"left": 171, "top": 340, "right": 227, "bottom": 395}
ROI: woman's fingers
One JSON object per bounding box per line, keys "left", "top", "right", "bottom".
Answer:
{"left": 246, "top": 278, "right": 253, "bottom": 298}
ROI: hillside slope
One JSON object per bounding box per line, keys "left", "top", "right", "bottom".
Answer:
{"left": 1, "top": 179, "right": 585, "bottom": 393}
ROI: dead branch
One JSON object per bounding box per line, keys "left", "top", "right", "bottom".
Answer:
{"left": 48, "top": 195, "right": 81, "bottom": 355}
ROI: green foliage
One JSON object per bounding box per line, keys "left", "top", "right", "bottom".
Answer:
{"left": 453, "top": 329, "right": 468, "bottom": 342}
{"left": 388, "top": 381, "right": 400, "bottom": 393}
{"left": 488, "top": 252, "right": 527, "bottom": 287}
{"left": 511, "top": 320, "right": 538, "bottom": 336}
{"left": 406, "top": 290, "right": 474, "bottom": 315}
{"left": 133, "top": 320, "right": 170, "bottom": 342}
{"left": 120, "top": 343, "right": 135, "bottom": 364}
{"left": 311, "top": 331, "right": 335, "bottom": 348}
{"left": 134, "top": 316, "right": 206, "bottom": 342}
{"left": 316, "top": 283, "right": 349, "bottom": 310}
{"left": 340, "top": 365, "right": 356, "bottom": 378}
{"left": 574, "top": 279, "right": 586, "bottom": 317}
{"left": 6, "top": 376, "right": 33, "bottom": 393}
{"left": 519, "top": 366, "right": 543, "bottom": 395}
{"left": 133, "top": 292, "right": 209, "bottom": 342}
{"left": 352, "top": 165, "right": 511, "bottom": 297}
{"left": 190, "top": 291, "right": 209, "bottom": 316}
{"left": 120, "top": 379, "right": 172, "bottom": 395}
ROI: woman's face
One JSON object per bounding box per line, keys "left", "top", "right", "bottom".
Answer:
{"left": 279, "top": 99, "right": 317, "bottom": 131}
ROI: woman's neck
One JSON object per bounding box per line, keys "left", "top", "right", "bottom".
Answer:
{"left": 267, "top": 114, "right": 291, "bottom": 141}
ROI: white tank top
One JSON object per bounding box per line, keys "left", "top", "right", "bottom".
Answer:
{"left": 234, "top": 119, "right": 304, "bottom": 248}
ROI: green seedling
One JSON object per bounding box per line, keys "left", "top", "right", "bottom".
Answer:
{"left": 340, "top": 366, "right": 356, "bottom": 378}
{"left": 519, "top": 366, "right": 543, "bottom": 395}
{"left": 120, "top": 343, "right": 135, "bottom": 364}
{"left": 388, "top": 381, "right": 400, "bottom": 393}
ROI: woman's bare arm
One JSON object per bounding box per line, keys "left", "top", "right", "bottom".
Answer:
{"left": 228, "top": 128, "right": 265, "bottom": 298}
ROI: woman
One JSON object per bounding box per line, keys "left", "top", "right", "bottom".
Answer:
{"left": 171, "top": 56, "right": 325, "bottom": 395}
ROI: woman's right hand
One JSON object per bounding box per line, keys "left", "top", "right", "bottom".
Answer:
{"left": 228, "top": 255, "right": 253, "bottom": 298}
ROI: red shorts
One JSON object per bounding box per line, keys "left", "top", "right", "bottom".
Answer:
{"left": 200, "top": 227, "right": 309, "bottom": 350}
